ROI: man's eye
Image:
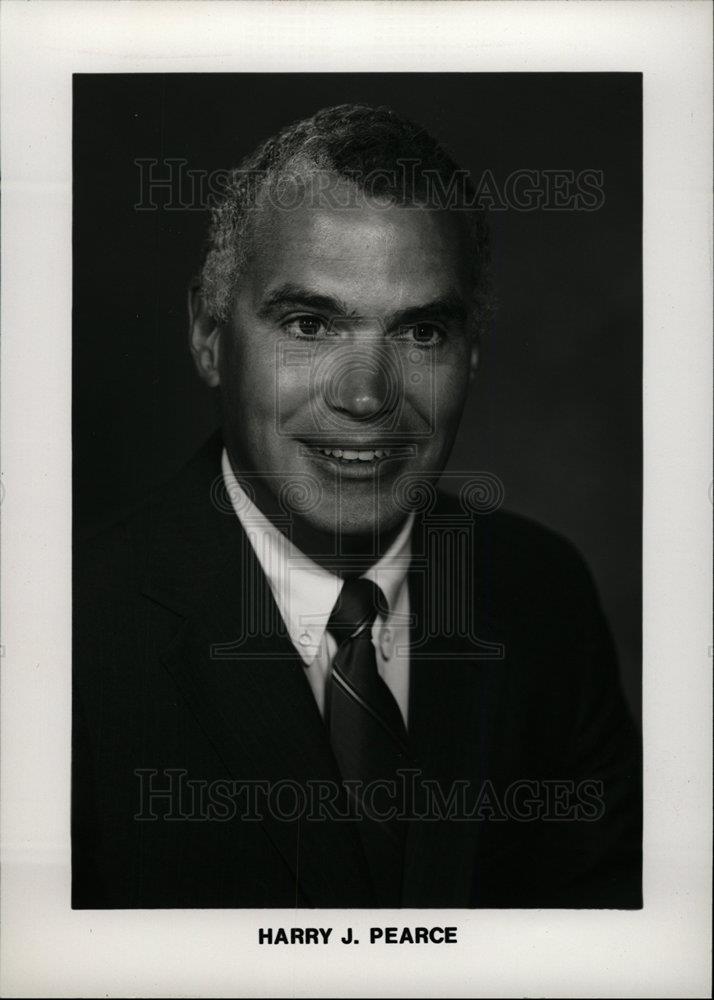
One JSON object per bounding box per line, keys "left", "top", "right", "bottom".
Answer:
{"left": 284, "top": 315, "right": 328, "bottom": 339}
{"left": 400, "top": 323, "right": 443, "bottom": 347}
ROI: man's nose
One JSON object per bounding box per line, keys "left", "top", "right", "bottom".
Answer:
{"left": 323, "top": 343, "right": 400, "bottom": 422}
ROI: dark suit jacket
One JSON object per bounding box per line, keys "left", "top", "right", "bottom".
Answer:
{"left": 73, "top": 433, "right": 641, "bottom": 908}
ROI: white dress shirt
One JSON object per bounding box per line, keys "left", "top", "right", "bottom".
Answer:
{"left": 221, "top": 449, "right": 413, "bottom": 726}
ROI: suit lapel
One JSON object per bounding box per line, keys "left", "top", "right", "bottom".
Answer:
{"left": 402, "top": 507, "right": 503, "bottom": 907}
{"left": 141, "top": 436, "right": 373, "bottom": 906}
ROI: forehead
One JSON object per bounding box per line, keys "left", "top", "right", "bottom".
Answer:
{"left": 243, "top": 188, "right": 468, "bottom": 313}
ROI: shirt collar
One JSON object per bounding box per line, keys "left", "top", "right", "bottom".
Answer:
{"left": 221, "top": 448, "right": 413, "bottom": 665}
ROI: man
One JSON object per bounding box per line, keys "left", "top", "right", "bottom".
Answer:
{"left": 73, "top": 103, "right": 641, "bottom": 908}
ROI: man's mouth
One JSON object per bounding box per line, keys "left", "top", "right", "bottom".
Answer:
{"left": 297, "top": 439, "right": 415, "bottom": 477}
{"left": 314, "top": 446, "right": 392, "bottom": 463}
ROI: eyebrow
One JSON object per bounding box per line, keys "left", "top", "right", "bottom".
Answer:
{"left": 256, "top": 283, "right": 468, "bottom": 328}
{"left": 387, "top": 294, "right": 468, "bottom": 328}
{"left": 257, "top": 284, "right": 353, "bottom": 320}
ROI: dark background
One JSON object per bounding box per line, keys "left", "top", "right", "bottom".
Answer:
{"left": 73, "top": 73, "right": 642, "bottom": 722}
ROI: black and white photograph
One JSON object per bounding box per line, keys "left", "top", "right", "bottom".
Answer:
{"left": 73, "top": 73, "right": 643, "bottom": 910}
{"left": 1, "top": 2, "right": 711, "bottom": 997}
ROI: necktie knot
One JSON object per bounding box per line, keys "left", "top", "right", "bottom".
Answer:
{"left": 327, "top": 577, "right": 388, "bottom": 645}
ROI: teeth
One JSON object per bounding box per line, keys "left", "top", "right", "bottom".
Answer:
{"left": 317, "top": 447, "right": 391, "bottom": 462}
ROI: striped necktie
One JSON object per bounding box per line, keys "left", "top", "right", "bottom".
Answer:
{"left": 326, "top": 576, "right": 411, "bottom": 906}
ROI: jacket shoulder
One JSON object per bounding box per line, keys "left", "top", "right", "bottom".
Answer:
{"left": 74, "top": 432, "right": 224, "bottom": 595}
{"left": 431, "top": 491, "right": 608, "bottom": 637}
{"left": 435, "top": 490, "right": 592, "bottom": 576}
{"left": 74, "top": 490, "right": 165, "bottom": 602}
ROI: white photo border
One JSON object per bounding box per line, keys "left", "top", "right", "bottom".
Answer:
{"left": 1, "top": 1, "right": 711, "bottom": 997}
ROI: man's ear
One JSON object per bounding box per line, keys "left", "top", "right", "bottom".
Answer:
{"left": 468, "top": 334, "right": 480, "bottom": 383}
{"left": 188, "top": 279, "right": 221, "bottom": 387}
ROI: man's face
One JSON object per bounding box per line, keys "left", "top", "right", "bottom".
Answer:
{"left": 216, "top": 181, "right": 477, "bottom": 542}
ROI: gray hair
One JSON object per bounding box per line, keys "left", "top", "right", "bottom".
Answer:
{"left": 200, "top": 103, "right": 493, "bottom": 335}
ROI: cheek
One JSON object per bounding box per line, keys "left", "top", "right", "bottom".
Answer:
{"left": 276, "top": 349, "right": 313, "bottom": 412}
{"left": 221, "top": 329, "right": 278, "bottom": 416}
{"left": 406, "top": 351, "right": 470, "bottom": 443}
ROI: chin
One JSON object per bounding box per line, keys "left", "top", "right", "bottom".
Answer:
{"left": 304, "top": 501, "right": 405, "bottom": 543}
